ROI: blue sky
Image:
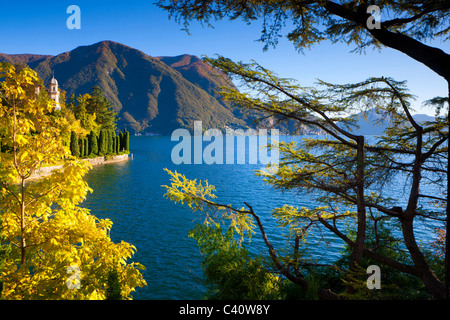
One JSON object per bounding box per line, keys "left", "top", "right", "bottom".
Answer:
{"left": 1, "top": 1, "right": 449, "bottom": 115}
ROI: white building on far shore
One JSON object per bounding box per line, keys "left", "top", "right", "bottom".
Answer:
{"left": 35, "top": 74, "right": 61, "bottom": 111}
{"left": 48, "top": 76, "right": 61, "bottom": 111}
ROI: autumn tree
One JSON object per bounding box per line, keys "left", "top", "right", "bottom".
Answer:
{"left": 0, "top": 63, "right": 146, "bottom": 299}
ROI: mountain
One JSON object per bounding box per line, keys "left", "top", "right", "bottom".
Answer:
{"left": 0, "top": 41, "right": 246, "bottom": 134}
{"left": 348, "top": 109, "right": 436, "bottom": 135}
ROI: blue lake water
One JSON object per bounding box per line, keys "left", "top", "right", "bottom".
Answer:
{"left": 81, "top": 135, "right": 444, "bottom": 300}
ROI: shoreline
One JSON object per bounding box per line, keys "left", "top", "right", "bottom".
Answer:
{"left": 27, "top": 154, "right": 130, "bottom": 181}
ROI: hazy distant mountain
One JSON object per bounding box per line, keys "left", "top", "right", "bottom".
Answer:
{"left": 348, "top": 109, "right": 435, "bottom": 135}
{"left": 0, "top": 41, "right": 246, "bottom": 134}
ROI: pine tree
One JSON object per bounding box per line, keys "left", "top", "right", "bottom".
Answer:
{"left": 87, "top": 86, "right": 118, "bottom": 132}
{"left": 70, "top": 131, "right": 80, "bottom": 158}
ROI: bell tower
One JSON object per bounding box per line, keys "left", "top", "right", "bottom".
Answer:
{"left": 49, "top": 73, "right": 61, "bottom": 111}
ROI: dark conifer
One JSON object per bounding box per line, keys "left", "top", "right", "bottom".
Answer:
{"left": 70, "top": 131, "right": 80, "bottom": 158}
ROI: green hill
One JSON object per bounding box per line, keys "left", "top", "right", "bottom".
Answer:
{"left": 0, "top": 41, "right": 246, "bottom": 134}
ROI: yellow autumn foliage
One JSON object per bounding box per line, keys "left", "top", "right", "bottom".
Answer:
{"left": 0, "top": 63, "right": 146, "bottom": 299}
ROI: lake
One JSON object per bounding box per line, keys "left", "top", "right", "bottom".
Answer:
{"left": 81, "top": 135, "right": 444, "bottom": 300}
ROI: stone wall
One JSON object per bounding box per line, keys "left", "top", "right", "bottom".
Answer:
{"left": 28, "top": 154, "right": 129, "bottom": 180}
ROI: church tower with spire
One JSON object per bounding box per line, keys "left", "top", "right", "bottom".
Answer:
{"left": 48, "top": 73, "right": 61, "bottom": 111}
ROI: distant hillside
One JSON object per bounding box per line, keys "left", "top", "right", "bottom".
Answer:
{"left": 347, "top": 109, "right": 435, "bottom": 135}
{"left": 0, "top": 41, "right": 246, "bottom": 134}
{"left": 156, "top": 54, "right": 235, "bottom": 108}
{"left": 0, "top": 53, "right": 52, "bottom": 67}
{"left": 1, "top": 45, "right": 435, "bottom": 136}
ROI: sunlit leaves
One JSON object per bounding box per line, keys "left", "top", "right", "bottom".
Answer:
{"left": 0, "top": 63, "right": 146, "bottom": 300}
{"left": 163, "top": 169, "right": 256, "bottom": 240}
{"left": 163, "top": 168, "right": 217, "bottom": 211}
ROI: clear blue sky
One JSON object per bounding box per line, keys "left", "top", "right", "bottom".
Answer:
{"left": 1, "top": 0, "right": 449, "bottom": 115}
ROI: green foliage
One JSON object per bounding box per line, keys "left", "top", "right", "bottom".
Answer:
{"left": 83, "top": 138, "right": 89, "bottom": 158}
{"left": 110, "top": 131, "right": 115, "bottom": 154}
{"left": 158, "top": 0, "right": 450, "bottom": 300}
{"left": 69, "top": 86, "right": 119, "bottom": 135}
{"left": 327, "top": 220, "right": 438, "bottom": 300}
{"left": 87, "top": 86, "right": 118, "bottom": 132}
{"left": 98, "top": 129, "right": 107, "bottom": 156}
{"left": 156, "top": 1, "right": 450, "bottom": 53}
{"left": 105, "top": 269, "right": 123, "bottom": 300}
{"left": 80, "top": 137, "right": 85, "bottom": 158}
{"left": 119, "top": 132, "right": 123, "bottom": 151}
{"left": 162, "top": 57, "right": 448, "bottom": 299}
{"left": 88, "top": 130, "right": 98, "bottom": 156}
{"left": 189, "top": 223, "right": 284, "bottom": 300}
{"left": 70, "top": 131, "right": 80, "bottom": 158}
{"left": 123, "top": 129, "right": 130, "bottom": 152}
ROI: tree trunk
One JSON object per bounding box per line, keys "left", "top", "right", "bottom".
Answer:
{"left": 347, "top": 135, "right": 366, "bottom": 293}
{"left": 402, "top": 216, "right": 446, "bottom": 299}
{"left": 445, "top": 82, "right": 450, "bottom": 299}
{"left": 352, "top": 135, "right": 366, "bottom": 267}
{"left": 364, "top": 15, "right": 450, "bottom": 301}
{"left": 20, "top": 177, "right": 26, "bottom": 267}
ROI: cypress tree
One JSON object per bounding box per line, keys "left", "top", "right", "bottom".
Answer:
{"left": 124, "top": 129, "right": 130, "bottom": 152}
{"left": 70, "top": 131, "right": 80, "bottom": 158}
{"left": 105, "top": 269, "right": 122, "bottom": 300}
{"left": 110, "top": 131, "right": 114, "bottom": 154}
{"left": 80, "top": 138, "right": 84, "bottom": 159}
{"left": 119, "top": 131, "right": 124, "bottom": 152}
{"left": 105, "top": 130, "right": 110, "bottom": 155}
{"left": 83, "top": 138, "right": 88, "bottom": 158}
{"left": 88, "top": 131, "right": 98, "bottom": 156}
{"left": 109, "top": 130, "right": 113, "bottom": 155}
{"left": 98, "top": 130, "right": 107, "bottom": 156}
{"left": 111, "top": 131, "right": 116, "bottom": 154}
{"left": 115, "top": 135, "right": 120, "bottom": 154}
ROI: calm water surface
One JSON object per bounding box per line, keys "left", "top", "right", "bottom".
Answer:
{"left": 81, "top": 136, "right": 443, "bottom": 300}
